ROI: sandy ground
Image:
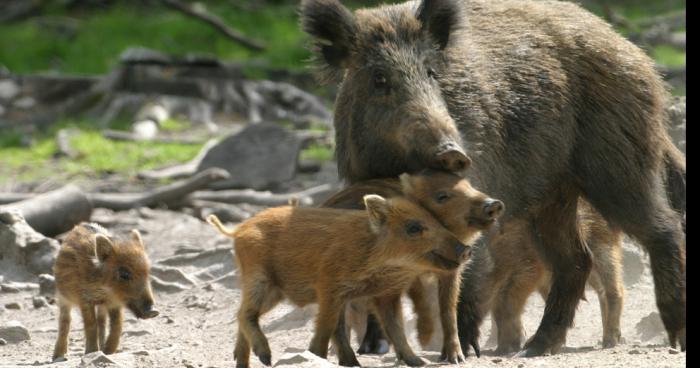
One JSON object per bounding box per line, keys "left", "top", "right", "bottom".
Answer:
{"left": 0, "top": 209, "right": 686, "bottom": 368}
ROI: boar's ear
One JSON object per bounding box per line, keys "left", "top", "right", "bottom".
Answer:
{"left": 95, "top": 234, "right": 114, "bottom": 262}
{"left": 416, "top": 0, "right": 464, "bottom": 50}
{"left": 300, "top": 0, "right": 356, "bottom": 79}
{"left": 130, "top": 229, "right": 145, "bottom": 250}
{"left": 399, "top": 173, "right": 414, "bottom": 194}
{"left": 363, "top": 194, "right": 390, "bottom": 233}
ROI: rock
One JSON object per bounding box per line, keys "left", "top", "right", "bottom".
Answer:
{"left": 636, "top": 312, "right": 665, "bottom": 342}
{"left": 0, "top": 79, "right": 20, "bottom": 100}
{"left": 13, "top": 96, "right": 36, "bottom": 109}
{"left": 80, "top": 351, "right": 118, "bottom": 367}
{"left": 666, "top": 96, "right": 686, "bottom": 153}
{"left": 132, "top": 119, "right": 159, "bottom": 140}
{"left": 0, "top": 284, "right": 20, "bottom": 293}
{"left": 149, "top": 265, "right": 197, "bottom": 287}
{"left": 628, "top": 349, "right": 642, "bottom": 355}
{"left": 493, "top": 358, "right": 503, "bottom": 363}
{"left": 5, "top": 302, "right": 21, "bottom": 310}
{"left": 0, "top": 320, "right": 30, "bottom": 343}
{"left": 32, "top": 296, "right": 48, "bottom": 309}
{"left": 0, "top": 338, "right": 6, "bottom": 345}
{"left": 669, "top": 348, "right": 680, "bottom": 354}
{"left": 0, "top": 210, "right": 60, "bottom": 277}
{"left": 273, "top": 350, "right": 336, "bottom": 367}
{"left": 196, "top": 123, "right": 304, "bottom": 190}
{"left": 38, "top": 274, "right": 56, "bottom": 296}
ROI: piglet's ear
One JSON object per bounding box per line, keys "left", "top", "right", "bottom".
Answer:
{"left": 364, "top": 194, "right": 390, "bottom": 234}
{"left": 300, "top": 0, "right": 356, "bottom": 81}
{"left": 399, "top": 173, "right": 414, "bottom": 194}
{"left": 95, "top": 234, "right": 114, "bottom": 262}
{"left": 416, "top": 0, "right": 464, "bottom": 50}
{"left": 130, "top": 229, "right": 145, "bottom": 250}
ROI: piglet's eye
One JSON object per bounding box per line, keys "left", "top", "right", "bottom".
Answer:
{"left": 434, "top": 192, "right": 450, "bottom": 203}
{"left": 118, "top": 267, "right": 132, "bottom": 282}
{"left": 405, "top": 221, "right": 424, "bottom": 236}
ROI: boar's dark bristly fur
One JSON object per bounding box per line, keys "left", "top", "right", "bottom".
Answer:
{"left": 301, "top": 0, "right": 686, "bottom": 357}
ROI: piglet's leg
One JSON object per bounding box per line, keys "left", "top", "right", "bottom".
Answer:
{"left": 438, "top": 272, "right": 465, "bottom": 363}
{"left": 96, "top": 305, "right": 108, "bottom": 350}
{"left": 309, "top": 298, "right": 342, "bottom": 361}
{"left": 332, "top": 304, "right": 361, "bottom": 367}
{"left": 373, "top": 295, "right": 425, "bottom": 367}
{"left": 80, "top": 304, "right": 99, "bottom": 354}
{"left": 103, "top": 307, "right": 123, "bottom": 354}
{"left": 52, "top": 303, "right": 72, "bottom": 362}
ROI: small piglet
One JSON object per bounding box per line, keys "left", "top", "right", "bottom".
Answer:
{"left": 207, "top": 194, "right": 470, "bottom": 367}
{"left": 52, "top": 223, "right": 158, "bottom": 362}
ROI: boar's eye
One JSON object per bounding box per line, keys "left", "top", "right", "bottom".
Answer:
{"left": 427, "top": 67, "right": 437, "bottom": 79}
{"left": 373, "top": 71, "right": 388, "bottom": 89}
{"left": 434, "top": 191, "right": 451, "bottom": 203}
{"left": 118, "top": 267, "right": 132, "bottom": 282}
{"left": 405, "top": 221, "right": 425, "bottom": 236}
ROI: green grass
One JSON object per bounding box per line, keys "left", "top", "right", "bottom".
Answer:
{"left": 300, "top": 143, "right": 333, "bottom": 162}
{"left": 652, "top": 45, "right": 686, "bottom": 67}
{"left": 0, "top": 120, "right": 203, "bottom": 184}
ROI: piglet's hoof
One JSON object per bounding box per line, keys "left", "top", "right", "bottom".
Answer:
{"left": 257, "top": 352, "right": 272, "bottom": 366}
{"left": 52, "top": 356, "right": 68, "bottom": 363}
{"left": 357, "top": 338, "right": 389, "bottom": 355}
{"left": 514, "top": 346, "right": 547, "bottom": 358}
{"left": 401, "top": 355, "right": 426, "bottom": 367}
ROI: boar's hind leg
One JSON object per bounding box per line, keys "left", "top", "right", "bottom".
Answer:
{"left": 103, "top": 307, "right": 123, "bottom": 354}
{"left": 373, "top": 295, "right": 425, "bottom": 367}
{"left": 52, "top": 302, "right": 72, "bottom": 362}
{"left": 581, "top": 174, "right": 685, "bottom": 351}
{"left": 518, "top": 186, "right": 592, "bottom": 357}
{"left": 333, "top": 304, "right": 361, "bottom": 367}
{"left": 356, "top": 314, "right": 390, "bottom": 355}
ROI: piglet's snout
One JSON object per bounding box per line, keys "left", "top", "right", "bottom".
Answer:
{"left": 483, "top": 199, "right": 505, "bottom": 220}
{"left": 455, "top": 242, "right": 472, "bottom": 263}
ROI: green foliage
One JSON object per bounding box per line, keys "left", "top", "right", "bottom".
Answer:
{"left": 300, "top": 143, "right": 333, "bottom": 162}
{"left": 0, "top": 120, "right": 203, "bottom": 184}
{"left": 652, "top": 45, "right": 686, "bottom": 67}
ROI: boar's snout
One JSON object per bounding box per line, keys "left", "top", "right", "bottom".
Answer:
{"left": 433, "top": 143, "right": 471, "bottom": 172}
{"left": 483, "top": 199, "right": 505, "bottom": 220}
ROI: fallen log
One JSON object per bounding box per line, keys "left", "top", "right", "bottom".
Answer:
{"left": 0, "top": 185, "right": 92, "bottom": 237}
{"left": 188, "top": 183, "right": 334, "bottom": 207}
{"left": 91, "top": 167, "right": 230, "bottom": 210}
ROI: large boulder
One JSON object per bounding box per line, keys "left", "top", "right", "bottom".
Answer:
{"left": 0, "top": 210, "right": 59, "bottom": 279}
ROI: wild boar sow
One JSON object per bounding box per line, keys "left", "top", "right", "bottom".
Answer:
{"left": 207, "top": 195, "right": 470, "bottom": 367}
{"left": 52, "top": 223, "right": 158, "bottom": 362}
{"left": 301, "top": 0, "right": 685, "bottom": 356}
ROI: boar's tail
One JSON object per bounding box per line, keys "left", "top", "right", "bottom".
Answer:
{"left": 206, "top": 214, "right": 238, "bottom": 237}
{"left": 663, "top": 144, "right": 686, "bottom": 232}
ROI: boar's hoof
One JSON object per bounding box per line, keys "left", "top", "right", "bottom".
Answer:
{"left": 357, "top": 338, "right": 389, "bottom": 355}
{"left": 338, "top": 355, "right": 361, "bottom": 367}
{"left": 514, "top": 345, "right": 547, "bottom": 358}
{"left": 52, "top": 356, "right": 68, "bottom": 363}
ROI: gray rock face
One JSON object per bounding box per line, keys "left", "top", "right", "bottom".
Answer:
{"left": 0, "top": 210, "right": 59, "bottom": 279}
{"left": 38, "top": 273, "right": 56, "bottom": 296}
{"left": 80, "top": 351, "right": 119, "bottom": 367}
{"left": 0, "top": 320, "right": 30, "bottom": 344}
{"left": 197, "top": 123, "right": 304, "bottom": 190}
{"left": 666, "top": 96, "right": 686, "bottom": 153}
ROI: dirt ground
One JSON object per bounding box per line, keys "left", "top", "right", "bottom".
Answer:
{"left": 0, "top": 207, "right": 686, "bottom": 368}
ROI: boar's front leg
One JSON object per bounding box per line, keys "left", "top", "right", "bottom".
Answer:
{"left": 373, "top": 294, "right": 425, "bottom": 366}
{"left": 438, "top": 272, "right": 465, "bottom": 363}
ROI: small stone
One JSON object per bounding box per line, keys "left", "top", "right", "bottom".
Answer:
{"left": 0, "top": 338, "right": 6, "bottom": 345}
{"left": 38, "top": 274, "right": 56, "bottom": 296}
{"left": 165, "top": 316, "right": 175, "bottom": 324}
{"left": 5, "top": 302, "right": 21, "bottom": 310}
{"left": 13, "top": 96, "right": 36, "bottom": 109}
{"left": 133, "top": 350, "right": 150, "bottom": 356}
{"left": 0, "top": 80, "right": 19, "bottom": 100}
{"left": 1, "top": 284, "right": 20, "bottom": 293}
{"left": 81, "top": 351, "right": 117, "bottom": 366}
{"left": 33, "top": 296, "right": 48, "bottom": 309}
{"left": 668, "top": 348, "right": 680, "bottom": 354}
{"left": 492, "top": 358, "right": 503, "bottom": 363}
{"left": 0, "top": 321, "right": 31, "bottom": 343}
{"left": 629, "top": 349, "right": 642, "bottom": 354}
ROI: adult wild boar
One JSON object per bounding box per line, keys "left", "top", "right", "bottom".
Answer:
{"left": 300, "top": 0, "right": 686, "bottom": 357}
